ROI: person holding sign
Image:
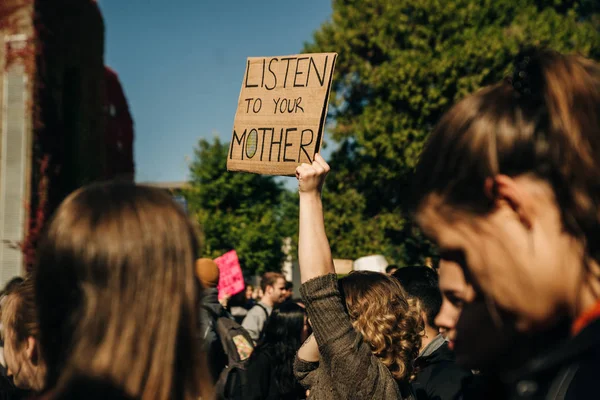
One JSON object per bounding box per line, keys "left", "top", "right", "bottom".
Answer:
{"left": 293, "top": 155, "right": 421, "bottom": 400}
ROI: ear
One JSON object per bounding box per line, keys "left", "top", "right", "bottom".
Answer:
{"left": 484, "top": 175, "right": 533, "bottom": 230}
{"left": 25, "top": 336, "right": 36, "bottom": 361}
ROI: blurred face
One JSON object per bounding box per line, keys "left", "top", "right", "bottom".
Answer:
{"left": 435, "top": 259, "right": 474, "bottom": 348}
{"left": 418, "top": 178, "right": 582, "bottom": 332}
{"left": 268, "top": 278, "right": 287, "bottom": 305}
{"left": 245, "top": 286, "right": 253, "bottom": 300}
{"left": 436, "top": 258, "right": 521, "bottom": 369}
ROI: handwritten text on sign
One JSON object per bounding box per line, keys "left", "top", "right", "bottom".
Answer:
{"left": 215, "top": 250, "right": 245, "bottom": 300}
{"left": 228, "top": 53, "right": 337, "bottom": 176}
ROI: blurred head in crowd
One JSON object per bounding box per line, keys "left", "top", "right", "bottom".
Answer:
{"left": 284, "top": 281, "right": 294, "bottom": 301}
{"left": 260, "top": 272, "right": 286, "bottom": 307}
{"left": 393, "top": 266, "right": 441, "bottom": 348}
{"left": 0, "top": 277, "right": 25, "bottom": 300}
{"left": 416, "top": 48, "right": 600, "bottom": 334}
{"left": 434, "top": 258, "right": 518, "bottom": 370}
{"left": 195, "top": 258, "right": 220, "bottom": 289}
{"left": 245, "top": 284, "right": 254, "bottom": 300}
{"left": 0, "top": 276, "right": 25, "bottom": 333}
{"left": 338, "top": 271, "right": 423, "bottom": 382}
{"left": 1, "top": 279, "right": 45, "bottom": 391}
{"left": 385, "top": 265, "right": 398, "bottom": 275}
{"left": 34, "top": 182, "right": 211, "bottom": 400}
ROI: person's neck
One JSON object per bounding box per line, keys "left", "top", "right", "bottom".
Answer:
{"left": 260, "top": 297, "right": 274, "bottom": 308}
{"left": 421, "top": 325, "right": 439, "bottom": 352}
{"left": 571, "top": 259, "right": 600, "bottom": 321}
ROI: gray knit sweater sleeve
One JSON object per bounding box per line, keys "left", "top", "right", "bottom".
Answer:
{"left": 298, "top": 274, "right": 403, "bottom": 399}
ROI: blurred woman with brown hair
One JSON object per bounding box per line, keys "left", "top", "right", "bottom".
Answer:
{"left": 414, "top": 47, "right": 600, "bottom": 398}
{"left": 33, "top": 182, "right": 212, "bottom": 400}
{"left": 1, "top": 278, "right": 45, "bottom": 393}
{"left": 294, "top": 155, "right": 422, "bottom": 400}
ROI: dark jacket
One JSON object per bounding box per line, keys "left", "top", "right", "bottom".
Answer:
{"left": 199, "top": 287, "right": 232, "bottom": 382}
{"left": 294, "top": 274, "right": 415, "bottom": 400}
{"left": 34, "top": 376, "right": 135, "bottom": 400}
{"left": 245, "top": 350, "right": 305, "bottom": 400}
{"left": 0, "top": 363, "right": 30, "bottom": 400}
{"left": 413, "top": 336, "right": 472, "bottom": 400}
{"left": 499, "top": 318, "right": 600, "bottom": 399}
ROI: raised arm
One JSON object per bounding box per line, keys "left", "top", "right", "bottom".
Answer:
{"left": 296, "top": 154, "right": 335, "bottom": 283}
{"left": 294, "top": 156, "right": 401, "bottom": 399}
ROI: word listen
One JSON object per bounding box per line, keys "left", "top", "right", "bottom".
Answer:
{"left": 244, "top": 55, "right": 332, "bottom": 90}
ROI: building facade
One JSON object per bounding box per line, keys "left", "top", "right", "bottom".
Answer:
{"left": 0, "top": 0, "right": 134, "bottom": 285}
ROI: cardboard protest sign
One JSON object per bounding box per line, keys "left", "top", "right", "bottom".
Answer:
{"left": 228, "top": 53, "right": 338, "bottom": 176}
{"left": 215, "top": 250, "right": 245, "bottom": 300}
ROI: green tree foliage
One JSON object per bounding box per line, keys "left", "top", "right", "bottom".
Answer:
{"left": 185, "top": 138, "right": 297, "bottom": 275}
{"left": 307, "top": 0, "right": 600, "bottom": 264}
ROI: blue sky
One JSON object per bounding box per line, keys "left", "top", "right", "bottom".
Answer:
{"left": 97, "top": 0, "right": 332, "bottom": 184}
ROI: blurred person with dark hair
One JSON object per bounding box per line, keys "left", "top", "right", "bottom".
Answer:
{"left": 245, "top": 302, "right": 309, "bottom": 399}
{"left": 393, "top": 267, "right": 471, "bottom": 400}
{"left": 385, "top": 265, "right": 398, "bottom": 275}
{"left": 282, "top": 281, "right": 294, "bottom": 302}
{"left": 33, "top": 182, "right": 212, "bottom": 400}
{"left": 242, "top": 272, "right": 287, "bottom": 343}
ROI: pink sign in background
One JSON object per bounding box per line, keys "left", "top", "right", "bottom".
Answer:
{"left": 215, "top": 250, "right": 245, "bottom": 300}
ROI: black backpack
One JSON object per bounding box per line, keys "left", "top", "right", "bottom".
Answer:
{"left": 202, "top": 306, "right": 255, "bottom": 400}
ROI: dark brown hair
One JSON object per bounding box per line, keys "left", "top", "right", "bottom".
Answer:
{"left": 260, "top": 272, "right": 284, "bottom": 293}
{"left": 34, "top": 182, "right": 210, "bottom": 400}
{"left": 338, "top": 271, "right": 423, "bottom": 382}
{"left": 415, "top": 48, "right": 600, "bottom": 262}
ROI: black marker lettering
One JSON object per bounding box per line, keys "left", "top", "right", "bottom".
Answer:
{"left": 266, "top": 58, "right": 278, "bottom": 90}
{"left": 293, "top": 57, "right": 309, "bottom": 87}
{"left": 308, "top": 56, "right": 327, "bottom": 87}
{"left": 244, "top": 59, "right": 258, "bottom": 88}
{"left": 230, "top": 129, "right": 247, "bottom": 160}
{"left": 273, "top": 98, "right": 281, "bottom": 114}
{"left": 258, "top": 128, "right": 270, "bottom": 161}
{"left": 244, "top": 98, "right": 252, "bottom": 113}
{"left": 281, "top": 57, "right": 295, "bottom": 88}
{"left": 252, "top": 98, "right": 262, "bottom": 113}
{"left": 269, "top": 128, "right": 283, "bottom": 162}
{"left": 279, "top": 98, "right": 288, "bottom": 114}
{"left": 295, "top": 97, "right": 304, "bottom": 113}
{"left": 283, "top": 128, "right": 297, "bottom": 162}
{"left": 298, "top": 129, "right": 314, "bottom": 162}
{"left": 261, "top": 59, "right": 265, "bottom": 88}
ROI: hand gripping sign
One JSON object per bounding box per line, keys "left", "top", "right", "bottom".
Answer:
{"left": 228, "top": 53, "right": 337, "bottom": 176}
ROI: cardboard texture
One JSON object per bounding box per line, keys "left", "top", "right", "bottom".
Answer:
{"left": 228, "top": 53, "right": 338, "bottom": 176}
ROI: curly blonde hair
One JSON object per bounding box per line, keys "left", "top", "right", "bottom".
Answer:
{"left": 339, "top": 271, "right": 423, "bottom": 382}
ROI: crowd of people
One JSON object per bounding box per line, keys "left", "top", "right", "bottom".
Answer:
{"left": 0, "top": 46, "right": 597, "bottom": 399}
